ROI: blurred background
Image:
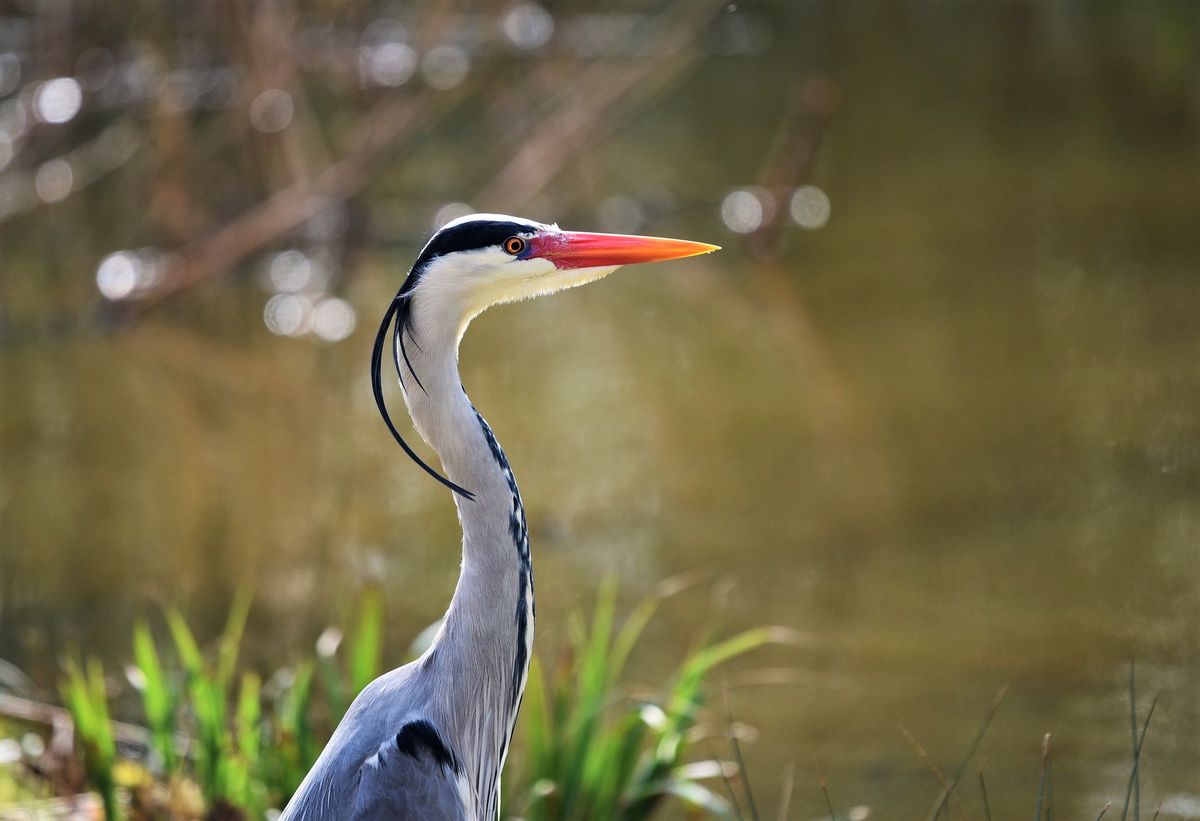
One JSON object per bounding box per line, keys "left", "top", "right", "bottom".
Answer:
{"left": 1, "top": 0, "right": 1198, "bottom": 817}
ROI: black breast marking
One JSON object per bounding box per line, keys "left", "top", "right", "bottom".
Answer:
{"left": 395, "top": 720, "right": 460, "bottom": 773}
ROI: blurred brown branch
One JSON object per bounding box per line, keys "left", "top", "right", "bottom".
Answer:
{"left": 0, "top": 121, "right": 142, "bottom": 223}
{"left": 129, "top": 89, "right": 450, "bottom": 316}
{"left": 475, "top": 1, "right": 726, "bottom": 211}
{"left": 132, "top": 0, "right": 723, "bottom": 316}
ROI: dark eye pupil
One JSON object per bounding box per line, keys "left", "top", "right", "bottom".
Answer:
{"left": 506, "top": 237, "right": 524, "bottom": 254}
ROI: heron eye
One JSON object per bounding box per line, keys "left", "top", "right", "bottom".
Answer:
{"left": 503, "top": 236, "right": 526, "bottom": 255}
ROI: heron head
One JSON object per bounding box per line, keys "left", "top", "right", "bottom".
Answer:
{"left": 373, "top": 213, "right": 719, "bottom": 498}
{"left": 399, "top": 213, "right": 720, "bottom": 340}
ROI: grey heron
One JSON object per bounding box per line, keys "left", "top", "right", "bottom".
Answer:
{"left": 280, "top": 214, "right": 718, "bottom": 820}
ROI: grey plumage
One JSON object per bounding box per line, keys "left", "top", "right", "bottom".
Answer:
{"left": 352, "top": 733, "right": 465, "bottom": 821}
{"left": 281, "top": 216, "right": 542, "bottom": 821}
{"left": 286, "top": 666, "right": 473, "bottom": 820}
{"left": 281, "top": 373, "right": 532, "bottom": 819}
{"left": 279, "top": 214, "right": 717, "bottom": 820}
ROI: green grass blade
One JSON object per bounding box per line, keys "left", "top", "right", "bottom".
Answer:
{"left": 522, "top": 655, "right": 552, "bottom": 778}
{"left": 979, "top": 770, "right": 993, "bottom": 821}
{"left": 317, "top": 651, "right": 348, "bottom": 722}
{"left": 193, "top": 678, "right": 230, "bottom": 801}
{"left": 607, "top": 595, "right": 660, "bottom": 689}
{"left": 559, "top": 578, "right": 618, "bottom": 817}
{"left": 165, "top": 608, "right": 204, "bottom": 676}
{"left": 821, "top": 776, "right": 836, "bottom": 821}
{"left": 132, "top": 619, "right": 177, "bottom": 773}
{"left": 629, "top": 629, "right": 784, "bottom": 817}
{"left": 776, "top": 762, "right": 795, "bottom": 821}
{"left": 161, "top": 595, "right": 258, "bottom": 806}
{"left": 508, "top": 584, "right": 796, "bottom": 821}
{"left": 677, "top": 627, "right": 788, "bottom": 693}
{"left": 710, "top": 740, "right": 744, "bottom": 821}
{"left": 577, "top": 578, "right": 616, "bottom": 711}
{"left": 275, "top": 661, "right": 317, "bottom": 798}
{"left": 237, "top": 671, "right": 262, "bottom": 766}
{"left": 60, "top": 657, "right": 94, "bottom": 742}
{"left": 730, "top": 727, "right": 759, "bottom": 821}
{"left": 578, "top": 720, "right": 624, "bottom": 815}
{"left": 349, "top": 587, "right": 383, "bottom": 696}
{"left": 1129, "top": 663, "right": 1138, "bottom": 821}
{"left": 925, "top": 685, "right": 1007, "bottom": 821}
{"left": 599, "top": 712, "right": 649, "bottom": 816}
{"left": 1034, "top": 733, "right": 1050, "bottom": 821}
{"left": 132, "top": 621, "right": 167, "bottom": 717}
{"left": 1120, "top": 692, "right": 1159, "bottom": 821}
{"left": 217, "top": 588, "right": 253, "bottom": 690}
{"left": 61, "top": 656, "right": 122, "bottom": 820}
{"left": 628, "top": 778, "right": 734, "bottom": 818}
{"left": 85, "top": 659, "right": 116, "bottom": 764}
{"left": 1047, "top": 731, "right": 1055, "bottom": 821}
{"left": 234, "top": 671, "right": 264, "bottom": 813}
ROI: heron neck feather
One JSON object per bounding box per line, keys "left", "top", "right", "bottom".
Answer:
{"left": 399, "top": 314, "right": 534, "bottom": 819}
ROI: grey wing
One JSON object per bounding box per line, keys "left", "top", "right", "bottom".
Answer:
{"left": 350, "top": 720, "right": 467, "bottom": 821}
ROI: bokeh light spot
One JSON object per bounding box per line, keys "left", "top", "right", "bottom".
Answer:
{"left": 312, "top": 297, "right": 357, "bottom": 343}
{"left": 789, "top": 184, "right": 830, "bottom": 230}
{"left": 21, "top": 734, "right": 44, "bottom": 759}
{"left": 0, "top": 99, "right": 27, "bottom": 140}
{"left": 0, "top": 53, "right": 21, "bottom": 96}
{"left": 250, "top": 89, "right": 294, "bottom": 133}
{"left": 96, "top": 252, "right": 138, "bottom": 300}
{"left": 421, "top": 46, "right": 470, "bottom": 90}
{"left": 720, "top": 188, "right": 764, "bottom": 234}
{"left": 268, "top": 250, "right": 312, "bottom": 293}
{"left": 361, "top": 42, "right": 417, "bottom": 87}
{"left": 34, "top": 78, "right": 82, "bottom": 124}
{"left": 34, "top": 159, "right": 74, "bottom": 203}
{"left": 596, "top": 194, "right": 645, "bottom": 234}
{"left": 503, "top": 3, "right": 555, "bottom": 51}
{"left": 264, "top": 293, "right": 312, "bottom": 336}
{"left": 95, "top": 249, "right": 163, "bottom": 300}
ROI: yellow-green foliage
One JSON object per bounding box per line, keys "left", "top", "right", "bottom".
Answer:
{"left": 54, "top": 585, "right": 772, "bottom": 820}
{"left": 511, "top": 580, "right": 784, "bottom": 821}
{"left": 61, "top": 657, "right": 121, "bottom": 820}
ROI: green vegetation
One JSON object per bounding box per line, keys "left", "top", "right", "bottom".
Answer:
{"left": 6, "top": 589, "right": 1167, "bottom": 820}
{"left": 11, "top": 584, "right": 781, "bottom": 819}
{"left": 511, "top": 580, "right": 786, "bottom": 820}
{"left": 894, "top": 670, "right": 1160, "bottom": 821}
{"left": 60, "top": 657, "right": 120, "bottom": 820}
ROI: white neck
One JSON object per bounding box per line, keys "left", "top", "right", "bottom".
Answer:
{"left": 399, "top": 305, "right": 534, "bottom": 818}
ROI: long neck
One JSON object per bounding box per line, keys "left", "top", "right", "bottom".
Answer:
{"left": 399, "top": 312, "right": 534, "bottom": 816}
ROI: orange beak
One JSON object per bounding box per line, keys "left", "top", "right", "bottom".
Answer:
{"left": 527, "top": 230, "right": 720, "bottom": 270}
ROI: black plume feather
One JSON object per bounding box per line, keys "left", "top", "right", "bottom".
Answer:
{"left": 371, "top": 289, "right": 475, "bottom": 500}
